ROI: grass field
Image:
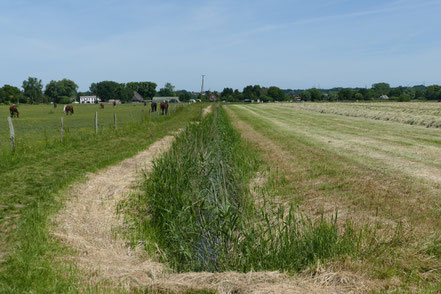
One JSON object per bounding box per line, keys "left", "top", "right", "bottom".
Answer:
{"left": 1, "top": 102, "right": 440, "bottom": 293}
{"left": 0, "top": 103, "right": 201, "bottom": 293}
{"left": 0, "top": 103, "right": 163, "bottom": 152}
{"left": 226, "top": 103, "right": 441, "bottom": 292}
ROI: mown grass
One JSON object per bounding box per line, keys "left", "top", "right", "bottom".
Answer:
{"left": 0, "top": 103, "right": 201, "bottom": 293}
{"left": 121, "top": 105, "right": 373, "bottom": 274}
{"left": 226, "top": 104, "right": 441, "bottom": 293}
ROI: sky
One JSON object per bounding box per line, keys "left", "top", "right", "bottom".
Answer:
{"left": 1, "top": 0, "right": 441, "bottom": 92}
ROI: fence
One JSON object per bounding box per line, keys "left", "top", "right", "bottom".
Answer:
{"left": 3, "top": 103, "right": 186, "bottom": 153}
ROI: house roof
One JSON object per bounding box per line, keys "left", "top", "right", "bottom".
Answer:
{"left": 132, "top": 91, "right": 145, "bottom": 102}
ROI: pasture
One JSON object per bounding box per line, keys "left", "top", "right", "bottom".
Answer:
{"left": 0, "top": 103, "right": 160, "bottom": 152}
{"left": 1, "top": 102, "right": 440, "bottom": 293}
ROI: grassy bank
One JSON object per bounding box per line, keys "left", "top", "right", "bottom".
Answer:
{"left": 122, "top": 105, "right": 370, "bottom": 274}
{"left": 0, "top": 104, "right": 201, "bottom": 293}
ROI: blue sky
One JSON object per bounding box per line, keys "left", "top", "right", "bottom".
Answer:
{"left": 1, "top": 0, "right": 441, "bottom": 91}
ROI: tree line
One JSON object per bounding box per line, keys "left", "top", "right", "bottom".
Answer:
{"left": 0, "top": 78, "right": 184, "bottom": 104}
{"left": 1, "top": 77, "right": 441, "bottom": 104}
{"left": 220, "top": 83, "right": 441, "bottom": 102}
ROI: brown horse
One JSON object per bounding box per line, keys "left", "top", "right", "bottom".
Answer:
{"left": 100, "top": 103, "right": 104, "bottom": 109}
{"left": 151, "top": 102, "right": 157, "bottom": 112}
{"left": 64, "top": 105, "right": 74, "bottom": 115}
{"left": 160, "top": 101, "right": 168, "bottom": 115}
{"left": 9, "top": 105, "right": 19, "bottom": 118}
{"left": 113, "top": 101, "right": 116, "bottom": 107}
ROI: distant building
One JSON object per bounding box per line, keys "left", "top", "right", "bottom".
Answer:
{"left": 132, "top": 91, "right": 145, "bottom": 103}
{"left": 379, "top": 95, "right": 389, "bottom": 100}
{"left": 152, "top": 97, "right": 181, "bottom": 103}
{"left": 108, "top": 99, "right": 121, "bottom": 104}
{"left": 80, "top": 95, "right": 100, "bottom": 104}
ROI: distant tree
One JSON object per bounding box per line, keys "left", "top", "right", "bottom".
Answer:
{"left": 243, "top": 85, "right": 262, "bottom": 100}
{"left": 309, "top": 88, "right": 322, "bottom": 101}
{"left": 372, "top": 82, "right": 390, "bottom": 96}
{"left": 177, "top": 90, "right": 192, "bottom": 102}
{"left": 221, "top": 88, "right": 234, "bottom": 98}
{"left": 301, "top": 91, "right": 311, "bottom": 101}
{"left": 0, "top": 85, "right": 25, "bottom": 104}
{"left": 267, "top": 86, "right": 286, "bottom": 101}
{"left": 158, "top": 82, "right": 175, "bottom": 97}
{"left": 45, "top": 79, "right": 78, "bottom": 103}
{"left": 337, "top": 88, "right": 354, "bottom": 101}
{"left": 89, "top": 83, "right": 97, "bottom": 94}
{"left": 425, "top": 85, "right": 441, "bottom": 100}
{"left": 354, "top": 93, "right": 363, "bottom": 101}
{"left": 233, "top": 89, "right": 242, "bottom": 101}
{"left": 95, "top": 81, "right": 119, "bottom": 101}
{"left": 114, "top": 83, "right": 133, "bottom": 103}
{"left": 126, "top": 82, "right": 157, "bottom": 99}
{"left": 22, "top": 77, "right": 43, "bottom": 103}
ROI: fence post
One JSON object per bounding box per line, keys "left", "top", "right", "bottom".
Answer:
{"left": 114, "top": 112, "right": 117, "bottom": 129}
{"left": 61, "top": 117, "right": 64, "bottom": 143}
{"left": 8, "top": 117, "right": 15, "bottom": 152}
{"left": 95, "top": 111, "right": 98, "bottom": 134}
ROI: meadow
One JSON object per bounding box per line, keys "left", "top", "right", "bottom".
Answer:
{"left": 1, "top": 101, "right": 441, "bottom": 293}
{"left": 0, "top": 103, "right": 163, "bottom": 152}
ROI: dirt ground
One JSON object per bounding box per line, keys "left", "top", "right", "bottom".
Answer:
{"left": 52, "top": 105, "right": 370, "bottom": 293}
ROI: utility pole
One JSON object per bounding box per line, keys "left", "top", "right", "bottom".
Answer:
{"left": 200, "top": 75, "right": 205, "bottom": 96}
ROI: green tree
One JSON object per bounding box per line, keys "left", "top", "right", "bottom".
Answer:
{"left": 95, "top": 81, "right": 119, "bottom": 101}
{"left": 45, "top": 79, "right": 78, "bottom": 103}
{"left": 0, "top": 85, "right": 25, "bottom": 104}
{"left": 425, "top": 85, "right": 441, "bottom": 100}
{"left": 158, "top": 82, "right": 175, "bottom": 97}
{"left": 337, "top": 88, "right": 354, "bottom": 101}
{"left": 126, "top": 82, "right": 157, "bottom": 99}
{"left": 22, "top": 77, "right": 43, "bottom": 103}
{"left": 221, "top": 88, "right": 233, "bottom": 98}
{"left": 354, "top": 93, "right": 363, "bottom": 101}
{"left": 372, "top": 82, "right": 390, "bottom": 96}
{"left": 309, "top": 88, "right": 322, "bottom": 101}
{"left": 267, "top": 86, "right": 286, "bottom": 101}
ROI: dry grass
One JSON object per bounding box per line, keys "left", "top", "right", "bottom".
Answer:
{"left": 288, "top": 102, "right": 441, "bottom": 128}
{"left": 226, "top": 104, "right": 441, "bottom": 292}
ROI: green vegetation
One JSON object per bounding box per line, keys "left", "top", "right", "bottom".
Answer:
{"left": 0, "top": 103, "right": 155, "bottom": 151}
{"left": 226, "top": 103, "right": 441, "bottom": 292}
{"left": 122, "top": 105, "right": 369, "bottom": 274}
{"left": 0, "top": 104, "right": 201, "bottom": 293}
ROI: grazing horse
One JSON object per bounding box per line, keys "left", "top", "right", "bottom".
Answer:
{"left": 160, "top": 101, "right": 169, "bottom": 115}
{"left": 151, "top": 102, "right": 157, "bottom": 112}
{"left": 100, "top": 103, "right": 104, "bottom": 109}
{"left": 64, "top": 105, "right": 74, "bottom": 115}
{"left": 9, "top": 105, "right": 19, "bottom": 118}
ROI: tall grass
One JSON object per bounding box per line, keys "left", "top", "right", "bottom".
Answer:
{"left": 123, "top": 105, "right": 368, "bottom": 273}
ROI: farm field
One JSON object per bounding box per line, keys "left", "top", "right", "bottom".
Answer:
{"left": 1, "top": 102, "right": 441, "bottom": 293}
{"left": 226, "top": 103, "right": 441, "bottom": 292}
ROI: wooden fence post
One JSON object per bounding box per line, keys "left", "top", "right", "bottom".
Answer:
{"left": 114, "top": 113, "right": 117, "bottom": 129}
{"left": 8, "top": 117, "right": 15, "bottom": 152}
{"left": 61, "top": 117, "right": 64, "bottom": 143}
{"left": 95, "top": 112, "right": 98, "bottom": 134}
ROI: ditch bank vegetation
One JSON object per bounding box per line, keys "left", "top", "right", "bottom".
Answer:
{"left": 120, "top": 105, "right": 385, "bottom": 291}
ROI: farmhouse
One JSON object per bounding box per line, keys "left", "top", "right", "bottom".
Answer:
{"left": 152, "top": 97, "right": 181, "bottom": 103}
{"left": 132, "top": 91, "right": 145, "bottom": 103}
{"left": 80, "top": 95, "right": 101, "bottom": 104}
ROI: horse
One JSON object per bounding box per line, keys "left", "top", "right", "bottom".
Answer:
{"left": 54, "top": 102, "right": 57, "bottom": 108}
{"left": 9, "top": 105, "right": 19, "bottom": 118}
{"left": 151, "top": 102, "right": 157, "bottom": 112}
{"left": 100, "top": 103, "right": 104, "bottom": 109}
{"left": 160, "top": 101, "right": 168, "bottom": 115}
{"left": 64, "top": 105, "right": 74, "bottom": 115}
{"left": 113, "top": 101, "right": 116, "bottom": 107}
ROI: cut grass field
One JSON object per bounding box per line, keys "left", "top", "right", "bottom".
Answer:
{"left": 0, "top": 103, "right": 202, "bottom": 293}
{"left": 226, "top": 103, "right": 441, "bottom": 293}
